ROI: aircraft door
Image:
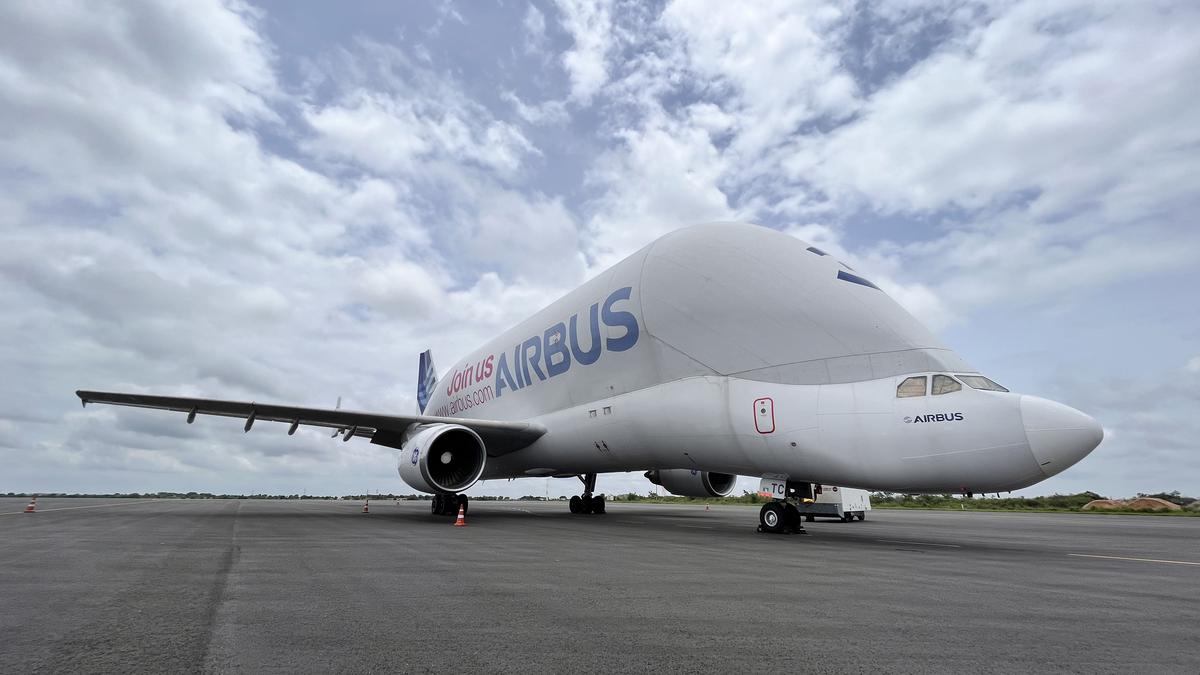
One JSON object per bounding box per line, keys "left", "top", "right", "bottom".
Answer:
{"left": 754, "top": 397, "right": 775, "bottom": 434}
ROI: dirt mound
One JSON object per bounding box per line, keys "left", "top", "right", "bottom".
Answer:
{"left": 1082, "top": 498, "right": 1181, "bottom": 512}
{"left": 1125, "top": 497, "right": 1182, "bottom": 511}
{"left": 1082, "top": 499, "right": 1125, "bottom": 510}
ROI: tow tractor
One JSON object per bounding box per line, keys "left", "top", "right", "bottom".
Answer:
{"left": 796, "top": 484, "right": 871, "bottom": 522}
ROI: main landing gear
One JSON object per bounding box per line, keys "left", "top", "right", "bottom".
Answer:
{"left": 568, "top": 473, "right": 606, "bottom": 514}
{"left": 431, "top": 493, "right": 467, "bottom": 516}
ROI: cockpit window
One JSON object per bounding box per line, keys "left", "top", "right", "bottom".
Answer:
{"left": 897, "top": 376, "right": 927, "bottom": 398}
{"left": 932, "top": 374, "right": 962, "bottom": 395}
{"left": 958, "top": 375, "right": 1009, "bottom": 392}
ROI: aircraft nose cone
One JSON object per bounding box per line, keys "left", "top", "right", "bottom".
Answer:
{"left": 1020, "top": 395, "right": 1104, "bottom": 477}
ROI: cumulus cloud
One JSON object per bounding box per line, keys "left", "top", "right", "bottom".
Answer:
{"left": 0, "top": 0, "right": 583, "bottom": 494}
{"left": 554, "top": 0, "right": 615, "bottom": 103}
{"left": 583, "top": 113, "right": 736, "bottom": 268}
{"left": 3, "top": 0, "right": 1197, "bottom": 498}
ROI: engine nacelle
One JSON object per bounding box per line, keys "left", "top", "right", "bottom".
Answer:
{"left": 398, "top": 424, "right": 487, "bottom": 494}
{"left": 644, "top": 469, "right": 737, "bottom": 498}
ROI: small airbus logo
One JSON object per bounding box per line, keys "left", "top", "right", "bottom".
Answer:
{"left": 905, "top": 413, "right": 964, "bottom": 423}
{"left": 411, "top": 448, "right": 420, "bottom": 465}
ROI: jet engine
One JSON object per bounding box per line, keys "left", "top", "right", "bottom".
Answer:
{"left": 644, "top": 469, "right": 737, "bottom": 498}
{"left": 398, "top": 424, "right": 486, "bottom": 494}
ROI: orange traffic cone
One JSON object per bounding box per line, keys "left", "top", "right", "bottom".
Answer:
{"left": 362, "top": 499, "right": 369, "bottom": 514}
{"left": 453, "top": 504, "right": 467, "bottom": 527}
{"left": 23, "top": 496, "right": 36, "bottom": 513}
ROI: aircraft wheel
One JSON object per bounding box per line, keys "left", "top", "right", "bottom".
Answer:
{"left": 591, "top": 495, "right": 606, "bottom": 514}
{"left": 804, "top": 514, "right": 815, "bottom": 522}
{"left": 569, "top": 495, "right": 582, "bottom": 514}
{"left": 759, "top": 502, "right": 786, "bottom": 533}
{"left": 783, "top": 503, "right": 801, "bottom": 529}
{"left": 431, "top": 494, "right": 442, "bottom": 515}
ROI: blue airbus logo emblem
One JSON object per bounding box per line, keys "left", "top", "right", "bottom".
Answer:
{"left": 493, "top": 286, "right": 639, "bottom": 398}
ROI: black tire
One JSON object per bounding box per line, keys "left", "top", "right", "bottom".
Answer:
{"left": 591, "top": 495, "right": 606, "bottom": 514}
{"left": 804, "top": 514, "right": 815, "bottom": 522}
{"left": 842, "top": 513, "right": 853, "bottom": 523}
{"left": 759, "top": 502, "right": 786, "bottom": 533}
{"left": 569, "top": 495, "right": 582, "bottom": 514}
{"left": 783, "top": 503, "right": 801, "bottom": 530}
{"left": 431, "top": 494, "right": 442, "bottom": 515}
{"left": 858, "top": 512, "right": 866, "bottom": 521}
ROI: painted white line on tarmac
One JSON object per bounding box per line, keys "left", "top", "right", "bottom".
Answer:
{"left": 1068, "top": 553, "right": 1200, "bottom": 567}
{"left": 0, "top": 499, "right": 162, "bottom": 516}
{"left": 877, "top": 539, "right": 961, "bottom": 548}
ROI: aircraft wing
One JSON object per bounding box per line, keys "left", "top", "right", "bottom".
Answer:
{"left": 74, "top": 390, "right": 546, "bottom": 456}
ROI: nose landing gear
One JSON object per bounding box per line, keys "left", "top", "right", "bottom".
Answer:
{"left": 756, "top": 479, "right": 811, "bottom": 535}
{"left": 757, "top": 500, "right": 806, "bottom": 534}
{"left": 568, "top": 473, "right": 606, "bottom": 514}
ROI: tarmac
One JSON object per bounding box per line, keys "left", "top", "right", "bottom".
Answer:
{"left": 1, "top": 497, "right": 1197, "bottom": 674}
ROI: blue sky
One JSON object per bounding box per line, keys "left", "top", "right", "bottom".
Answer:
{"left": 1, "top": 0, "right": 1197, "bottom": 498}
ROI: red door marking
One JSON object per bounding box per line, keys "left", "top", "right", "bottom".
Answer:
{"left": 754, "top": 397, "right": 775, "bottom": 434}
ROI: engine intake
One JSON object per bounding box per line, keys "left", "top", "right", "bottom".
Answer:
{"left": 398, "top": 424, "right": 487, "bottom": 494}
{"left": 645, "top": 469, "right": 737, "bottom": 498}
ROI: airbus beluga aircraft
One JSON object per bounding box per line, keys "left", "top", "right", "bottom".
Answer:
{"left": 77, "top": 223, "right": 1103, "bottom": 533}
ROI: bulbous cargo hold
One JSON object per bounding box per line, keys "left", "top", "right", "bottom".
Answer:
{"left": 634, "top": 223, "right": 974, "bottom": 387}
{"left": 429, "top": 222, "right": 976, "bottom": 422}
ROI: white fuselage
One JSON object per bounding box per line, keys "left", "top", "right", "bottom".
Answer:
{"left": 418, "top": 223, "right": 1102, "bottom": 493}
{"left": 479, "top": 374, "right": 1092, "bottom": 493}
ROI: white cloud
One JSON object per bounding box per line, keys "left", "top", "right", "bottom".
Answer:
{"left": 790, "top": 2, "right": 1200, "bottom": 220}
{"left": 583, "top": 112, "right": 736, "bottom": 268}
{"left": 661, "top": 0, "right": 861, "bottom": 164}
{"left": 0, "top": 0, "right": 583, "bottom": 495}
{"left": 3, "top": 0, "right": 1197, "bottom": 499}
{"left": 554, "top": 0, "right": 615, "bottom": 103}
{"left": 523, "top": 3, "right": 548, "bottom": 49}
{"left": 304, "top": 86, "right": 535, "bottom": 177}
{"left": 503, "top": 90, "right": 569, "bottom": 125}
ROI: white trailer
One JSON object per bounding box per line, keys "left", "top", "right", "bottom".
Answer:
{"left": 795, "top": 485, "right": 871, "bottom": 522}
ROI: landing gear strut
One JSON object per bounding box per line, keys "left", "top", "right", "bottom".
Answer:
{"left": 568, "top": 473, "right": 605, "bottom": 514}
{"left": 431, "top": 493, "right": 467, "bottom": 516}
